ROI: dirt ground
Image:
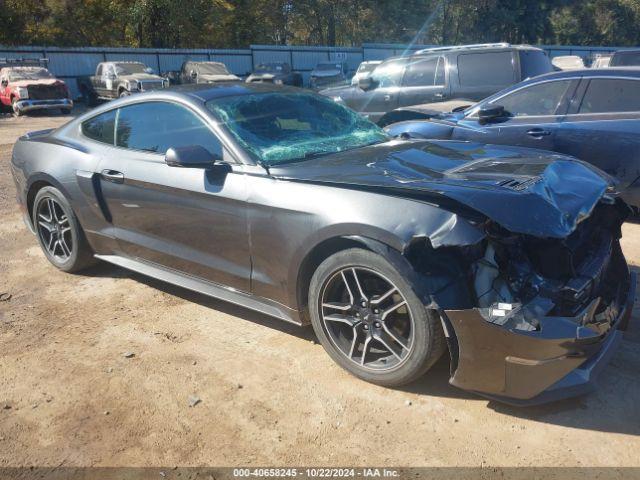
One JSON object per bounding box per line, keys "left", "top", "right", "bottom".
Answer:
{"left": 1, "top": 109, "right": 639, "bottom": 470}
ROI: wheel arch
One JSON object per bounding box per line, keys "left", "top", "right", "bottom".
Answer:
{"left": 25, "top": 174, "right": 73, "bottom": 227}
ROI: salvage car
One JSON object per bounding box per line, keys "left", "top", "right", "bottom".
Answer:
{"left": 351, "top": 60, "right": 382, "bottom": 86}
{"left": 77, "top": 61, "right": 168, "bottom": 105}
{"left": 178, "top": 61, "right": 240, "bottom": 84}
{"left": 320, "top": 43, "right": 553, "bottom": 125}
{"left": 11, "top": 83, "right": 635, "bottom": 405}
{"left": 309, "top": 61, "right": 350, "bottom": 90}
{"left": 551, "top": 55, "right": 585, "bottom": 71}
{"left": 385, "top": 68, "right": 640, "bottom": 210}
{"left": 245, "top": 62, "right": 302, "bottom": 86}
{"left": 0, "top": 58, "right": 73, "bottom": 116}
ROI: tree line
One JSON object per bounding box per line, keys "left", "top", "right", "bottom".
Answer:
{"left": 2, "top": 0, "right": 640, "bottom": 49}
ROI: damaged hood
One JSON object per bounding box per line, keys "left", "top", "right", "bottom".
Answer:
{"left": 9, "top": 79, "right": 65, "bottom": 88}
{"left": 198, "top": 73, "right": 240, "bottom": 82}
{"left": 269, "top": 139, "right": 612, "bottom": 239}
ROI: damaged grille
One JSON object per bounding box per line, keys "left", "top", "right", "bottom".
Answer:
{"left": 27, "top": 84, "right": 67, "bottom": 100}
{"left": 492, "top": 202, "right": 628, "bottom": 316}
{"left": 139, "top": 81, "right": 164, "bottom": 91}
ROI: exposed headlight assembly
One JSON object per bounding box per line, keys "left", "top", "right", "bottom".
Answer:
{"left": 16, "top": 87, "right": 29, "bottom": 99}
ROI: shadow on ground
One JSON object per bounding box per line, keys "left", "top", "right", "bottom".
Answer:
{"left": 81, "top": 260, "right": 640, "bottom": 437}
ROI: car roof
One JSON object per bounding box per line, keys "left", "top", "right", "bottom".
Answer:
{"left": 613, "top": 49, "right": 640, "bottom": 54}
{"left": 524, "top": 67, "right": 640, "bottom": 82}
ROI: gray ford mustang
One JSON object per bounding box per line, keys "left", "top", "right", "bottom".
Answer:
{"left": 10, "top": 83, "right": 636, "bottom": 405}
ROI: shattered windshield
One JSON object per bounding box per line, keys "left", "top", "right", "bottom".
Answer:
{"left": 114, "top": 63, "right": 148, "bottom": 75}
{"left": 198, "top": 63, "right": 231, "bottom": 75}
{"left": 7, "top": 68, "right": 53, "bottom": 81}
{"left": 207, "top": 92, "right": 389, "bottom": 165}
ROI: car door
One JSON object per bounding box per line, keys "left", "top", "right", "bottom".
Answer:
{"left": 92, "top": 64, "right": 105, "bottom": 97}
{"left": 452, "top": 78, "right": 578, "bottom": 151}
{"left": 398, "top": 56, "right": 448, "bottom": 107}
{"left": 96, "top": 100, "right": 252, "bottom": 292}
{"left": 554, "top": 77, "right": 640, "bottom": 191}
{"left": 352, "top": 57, "right": 407, "bottom": 123}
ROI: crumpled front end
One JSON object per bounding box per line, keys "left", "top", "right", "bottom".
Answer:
{"left": 438, "top": 200, "right": 635, "bottom": 404}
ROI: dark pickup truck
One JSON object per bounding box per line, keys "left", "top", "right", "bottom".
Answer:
{"left": 77, "top": 61, "right": 167, "bottom": 105}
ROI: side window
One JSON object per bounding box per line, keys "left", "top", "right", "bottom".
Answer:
{"left": 489, "top": 80, "right": 572, "bottom": 117}
{"left": 402, "top": 57, "right": 444, "bottom": 87}
{"left": 370, "top": 59, "right": 407, "bottom": 88}
{"left": 81, "top": 109, "right": 116, "bottom": 145}
{"left": 578, "top": 79, "right": 640, "bottom": 114}
{"left": 115, "top": 101, "right": 223, "bottom": 156}
{"left": 458, "top": 51, "right": 516, "bottom": 87}
{"left": 96, "top": 65, "right": 103, "bottom": 76}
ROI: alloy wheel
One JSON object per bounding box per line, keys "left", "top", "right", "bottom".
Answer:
{"left": 36, "top": 196, "right": 73, "bottom": 262}
{"left": 319, "top": 267, "right": 415, "bottom": 371}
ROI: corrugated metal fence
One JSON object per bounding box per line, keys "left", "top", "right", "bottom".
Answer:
{"left": 0, "top": 43, "right": 629, "bottom": 98}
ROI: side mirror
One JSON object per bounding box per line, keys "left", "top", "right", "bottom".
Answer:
{"left": 358, "top": 76, "right": 374, "bottom": 91}
{"left": 478, "top": 105, "right": 505, "bottom": 124}
{"left": 190, "top": 70, "right": 197, "bottom": 78}
{"left": 165, "top": 145, "right": 224, "bottom": 170}
{"left": 106, "top": 72, "right": 116, "bottom": 80}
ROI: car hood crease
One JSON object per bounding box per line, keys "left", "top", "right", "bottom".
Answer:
{"left": 268, "top": 140, "right": 610, "bottom": 239}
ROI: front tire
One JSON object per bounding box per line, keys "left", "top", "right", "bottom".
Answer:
{"left": 33, "top": 186, "right": 96, "bottom": 273}
{"left": 309, "top": 248, "right": 446, "bottom": 387}
{"left": 11, "top": 97, "right": 23, "bottom": 116}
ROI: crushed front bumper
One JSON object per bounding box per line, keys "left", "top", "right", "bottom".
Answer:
{"left": 14, "top": 98, "right": 73, "bottom": 113}
{"left": 443, "top": 270, "right": 636, "bottom": 406}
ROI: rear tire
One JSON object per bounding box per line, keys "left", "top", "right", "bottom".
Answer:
{"left": 60, "top": 108, "right": 71, "bottom": 115}
{"left": 33, "top": 186, "right": 96, "bottom": 273}
{"left": 309, "top": 248, "right": 446, "bottom": 387}
{"left": 119, "top": 89, "right": 131, "bottom": 98}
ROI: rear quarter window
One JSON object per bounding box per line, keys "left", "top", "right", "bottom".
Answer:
{"left": 81, "top": 109, "right": 116, "bottom": 145}
{"left": 457, "top": 51, "right": 516, "bottom": 87}
{"left": 519, "top": 50, "right": 553, "bottom": 79}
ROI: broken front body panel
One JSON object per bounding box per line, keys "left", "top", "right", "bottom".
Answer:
{"left": 11, "top": 86, "right": 635, "bottom": 404}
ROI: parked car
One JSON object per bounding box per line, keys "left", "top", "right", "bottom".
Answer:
{"left": 11, "top": 83, "right": 635, "bottom": 405}
{"left": 177, "top": 61, "right": 240, "bottom": 84}
{"left": 0, "top": 58, "right": 73, "bottom": 116}
{"left": 350, "top": 60, "right": 382, "bottom": 86}
{"left": 591, "top": 53, "right": 612, "bottom": 68}
{"left": 385, "top": 68, "right": 640, "bottom": 210}
{"left": 551, "top": 55, "right": 585, "bottom": 70}
{"left": 245, "top": 62, "right": 302, "bottom": 86}
{"left": 320, "top": 43, "right": 553, "bottom": 125}
{"left": 610, "top": 49, "right": 640, "bottom": 67}
{"left": 77, "top": 61, "right": 168, "bottom": 105}
{"left": 309, "top": 61, "right": 350, "bottom": 90}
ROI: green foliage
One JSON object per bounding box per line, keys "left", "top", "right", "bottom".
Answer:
{"left": 1, "top": 0, "right": 640, "bottom": 47}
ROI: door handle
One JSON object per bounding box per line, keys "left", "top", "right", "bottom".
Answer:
{"left": 434, "top": 92, "right": 445, "bottom": 98}
{"left": 526, "top": 128, "right": 551, "bottom": 138}
{"left": 101, "top": 169, "right": 124, "bottom": 183}
{"left": 384, "top": 94, "right": 392, "bottom": 101}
